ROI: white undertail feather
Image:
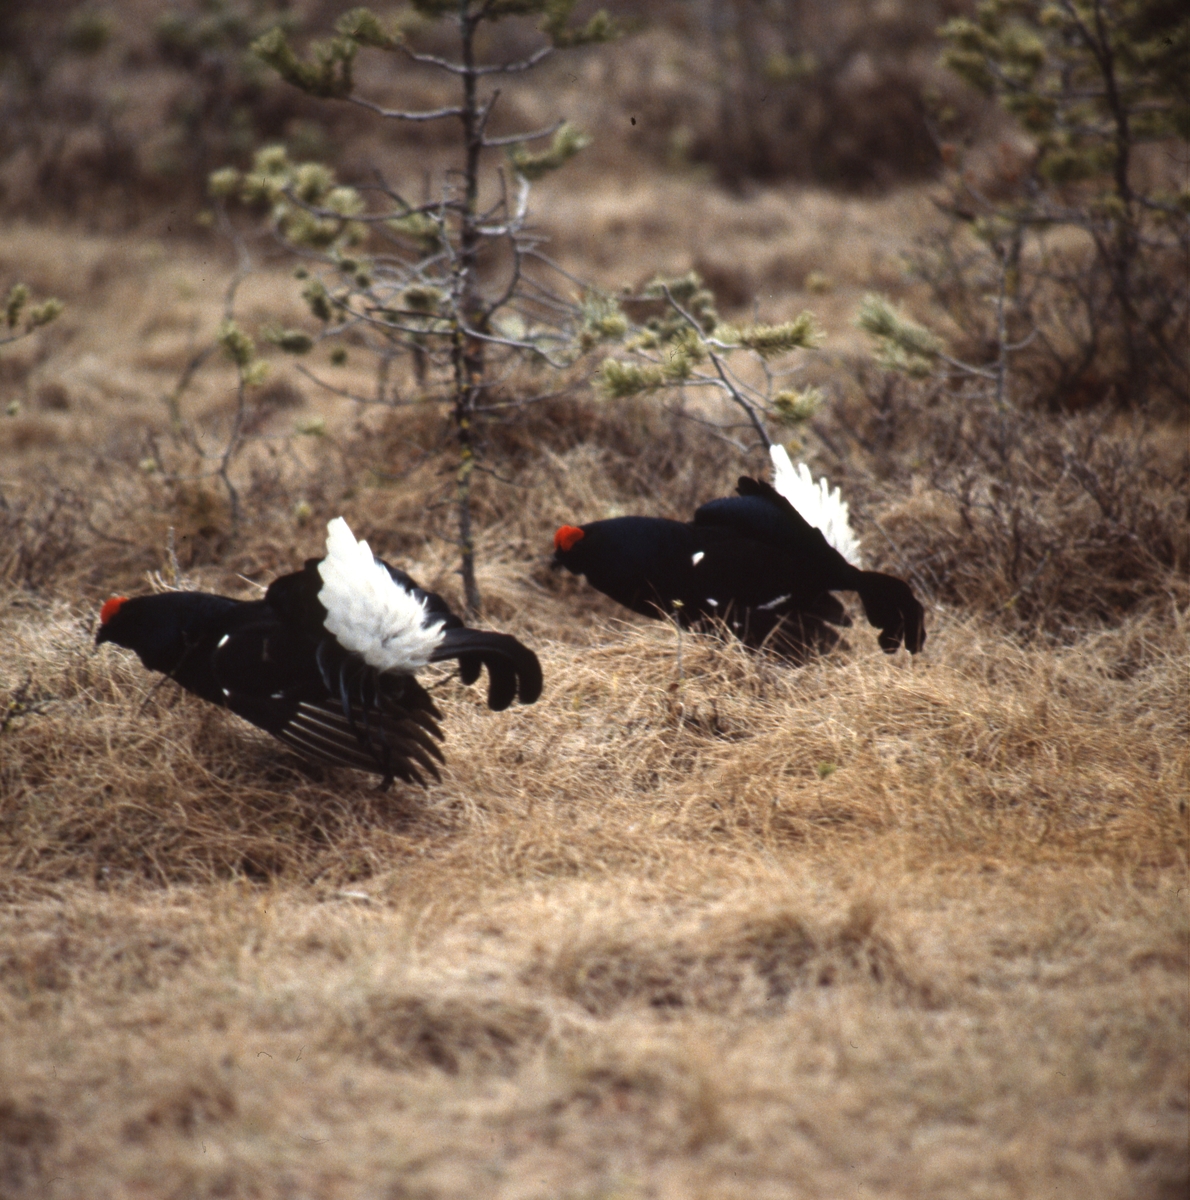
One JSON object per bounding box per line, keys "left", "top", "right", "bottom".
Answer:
{"left": 317, "top": 518, "right": 445, "bottom": 672}
{"left": 769, "top": 444, "right": 863, "bottom": 566}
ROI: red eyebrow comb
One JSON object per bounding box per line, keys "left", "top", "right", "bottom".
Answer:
{"left": 554, "top": 525, "right": 585, "bottom": 552}
{"left": 100, "top": 596, "right": 129, "bottom": 624}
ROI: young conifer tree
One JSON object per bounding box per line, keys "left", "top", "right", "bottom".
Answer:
{"left": 926, "top": 0, "right": 1188, "bottom": 407}
{"left": 210, "top": 2, "right": 618, "bottom": 614}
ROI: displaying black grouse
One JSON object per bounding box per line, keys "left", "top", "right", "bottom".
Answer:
{"left": 97, "top": 518, "right": 542, "bottom": 786}
{"left": 553, "top": 446, "right": 925, "bottom": 659}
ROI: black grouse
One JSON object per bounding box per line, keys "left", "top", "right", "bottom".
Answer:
{"left": 97, "top": 518, "right": 542, "bottom": 787}
{"left": 552, "top": 446, "right": 925, "bottom": 659}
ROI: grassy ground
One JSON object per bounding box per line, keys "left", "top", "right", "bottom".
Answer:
{"left": 1, "top": 18, "right": 1188, "bottom": 1196}
{"left": 1, "top": 606, "right": 1186, "bottom": 1198}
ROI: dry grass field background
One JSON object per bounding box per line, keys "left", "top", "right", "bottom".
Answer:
{"left": 1, "top": 3, "right": 1188, "bottom": 1197}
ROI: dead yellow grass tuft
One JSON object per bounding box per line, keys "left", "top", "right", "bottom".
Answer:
{"left": 0, "top": 865, "right": 1184, "bottom": 1197}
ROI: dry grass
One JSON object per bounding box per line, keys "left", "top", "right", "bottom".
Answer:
{"left": 1, "top": 865, "right": 1185, "bottom": 1199}
{"left": 2, "top": 42, "right": 1189, "bottom": 1196}
{"left": 5, "top": 597, "right": 1186, "bottom": 887}
{"left": 1, "top": 577, "right": 1186, "bottom": 1196}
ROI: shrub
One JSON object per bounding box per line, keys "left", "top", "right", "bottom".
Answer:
{"left": 618, "top": 0, "right": 973, "bottom": 189}
{"left": 923, "top": 0, "right": 1190, "bottom": 409}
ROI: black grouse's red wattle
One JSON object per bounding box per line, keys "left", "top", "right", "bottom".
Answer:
{"left": 553, "top": 448, "right": 926, "bottom": 659}
{"left": 96, "top": 519, "right": 542, "bottom": 787}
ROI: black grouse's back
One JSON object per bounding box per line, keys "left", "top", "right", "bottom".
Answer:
{"left": 263, "top": 554, "right": 538, "bottom": 711}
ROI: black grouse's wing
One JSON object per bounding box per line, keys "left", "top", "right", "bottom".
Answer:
{"left": 264, "top": 677, "right": 445, "bottom": 786}
{"left": 257, "top": 545, "right": 540, "bottom": 774}
{"left": 210, "top": 616, "right": 445, "bottom": 786}
{"left": 697, "top": 482, "right": 817, "bottom": 541}
{"left": 695, "top": 486, "right": 857, "bottom": 589}
{"left": 430, "top": 627, "right": 543, "bottom": 711}
{"left": 229, "top": 689, "right": 442, "bottom": 784}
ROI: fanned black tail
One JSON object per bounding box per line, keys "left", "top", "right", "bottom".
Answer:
{"left": 432, "top": 627, "right": 544, "bottom": 711}
{"left": 288, "top": 640, "right": 446, "bottom": 787}
{"left": 854, "top": 571, "right": 926, "bottom": 655}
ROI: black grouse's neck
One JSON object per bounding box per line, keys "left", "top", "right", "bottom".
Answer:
{"left": 96, "top": 592, "right": 242, "bottom": 671}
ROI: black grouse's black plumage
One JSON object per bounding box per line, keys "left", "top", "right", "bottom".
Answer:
{"left": 97, "top": 554, "right": 542, "bottom": 788}
{"left": 553, "top": 474, "right": 925, "bottom": 659}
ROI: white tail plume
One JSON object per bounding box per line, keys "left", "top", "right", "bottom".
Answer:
{"left": 769, "top": 444, "right": 863, "bottom": 566}
{"left": 317, "top": 518, "right": 445, "bottom": 672}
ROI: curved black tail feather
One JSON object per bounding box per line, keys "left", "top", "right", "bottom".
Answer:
{"left": 854, "top": 571, "right": 927, "bottom": 655}
{"left": 432, "top": 628, "right": 544, "bottom": 711}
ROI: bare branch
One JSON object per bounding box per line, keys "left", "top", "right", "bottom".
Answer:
{"left": 483, "top": 119, "right": 566, "bottom": 148}
{"left": 293, "top": 362, "right": 407, "bottom": 407}
{"left": 472, "top": 45, "right": 553, "bottom": 76}
{"left": 708, "top": 350, "right": 772, "bottom": 449}
{"left": 344, "top": 94, "right": 464, "bottom": 122}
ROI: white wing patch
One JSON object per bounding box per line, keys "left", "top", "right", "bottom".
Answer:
{"left": 317, "top": 517, "right": 445, "bottom": 673}
{"left": 691, "top": 551, "right": 705, "bottom": 566}
{"left": 769, "top": 444, "right": 863, "bottom": 566}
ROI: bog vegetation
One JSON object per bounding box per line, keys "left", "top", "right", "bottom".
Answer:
{"left": 0, "top": 2, "right": 1186, "bottom": 1198}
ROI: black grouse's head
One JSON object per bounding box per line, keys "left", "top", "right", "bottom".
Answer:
{"left": 551, "top": 524, "right": 588, "bottom": 573}
{"left": 95, "top": 591, "right": 231, "bottom": 675}
{"left": 95, "top": 595, "right": 134, "bottom": 648}
{"left": 96, "top": 593, "right": 189, "bottom": 675}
